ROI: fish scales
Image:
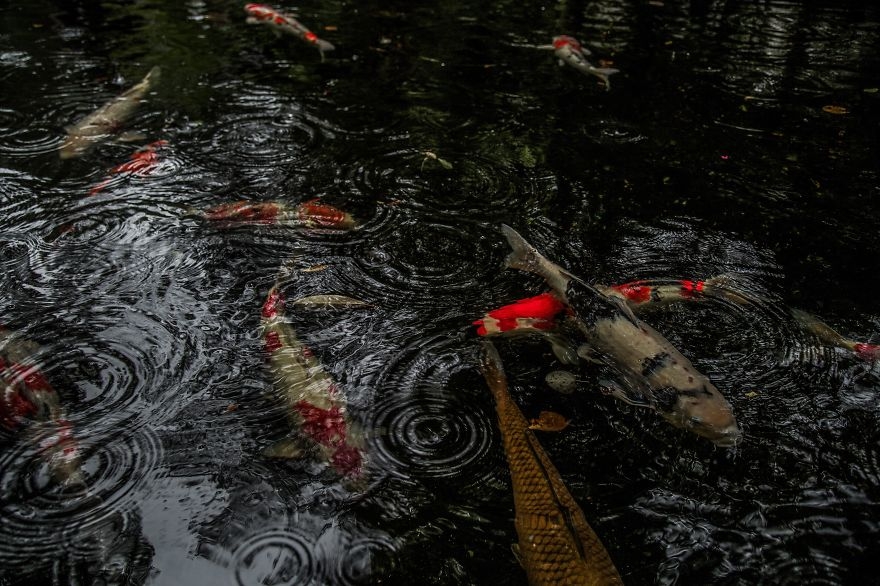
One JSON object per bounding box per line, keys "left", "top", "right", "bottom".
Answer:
{"left": 481, "top": 342, "right": 622, "bottom": 586}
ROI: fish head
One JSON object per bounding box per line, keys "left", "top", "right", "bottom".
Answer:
{"left": 244, "top": 3, "right": 274, "bottom": 20}
{"left": 552, "top": 35, "right": 580, "bottom": 51}
{"left": 655, "top": 383, "right": 741, "bottom": 447}
{"left": 298, "top": 199, "right": 355, "bottom": 229}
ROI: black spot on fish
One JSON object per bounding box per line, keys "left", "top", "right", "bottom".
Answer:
{"left": 641, "top": 352, "right": 671, "bottom": 378}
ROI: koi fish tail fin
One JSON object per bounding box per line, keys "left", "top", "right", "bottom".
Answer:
{"left": 316, "top": 39, "right": 335, "bottom": 53}
{"left": 501, "top": 224, "right": 547, "bottom": 277}
{"left": 144, "top": 66, "right": 161, "bottom": 84}
{"left": 593, "top": 67, "right": 620, "bottom": 90}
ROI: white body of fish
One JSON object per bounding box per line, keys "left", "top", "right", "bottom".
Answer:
{"left": 60, "top": 66, "right": 160, "bottom": 160}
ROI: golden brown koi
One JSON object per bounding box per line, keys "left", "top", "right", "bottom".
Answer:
{"left": 479, "top": 341, "right": 623, "bottom": 586}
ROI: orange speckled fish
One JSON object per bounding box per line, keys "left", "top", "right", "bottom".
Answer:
{"left": 479, "top": 341, "right": 623, "bottom": 586}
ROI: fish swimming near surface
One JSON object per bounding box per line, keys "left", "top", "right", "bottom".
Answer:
{"left": 552, "top": 36, "right": 619, "bottom": 91}
{"left": 260, "top": 281, "right": 365, "bottom": 479}
{"left": 497, "top": 225, "right": 741, "bottom": 447}
{"left": 479, "top": 341, "right": 623, "bottom": 586}
{"left": 244, "top": 3, "right": 335, "bottom": 59}
{"left": 60, "top": 66, "right": 160, "bottom": 160}
{"left": 88, "top": 140, "right": 167, "bottom": 195}
{"left": 0, "top": 327, "right": 84, "bottom": 489}
{"left": 197, "top": 199, "right": 357, "bottom": 230}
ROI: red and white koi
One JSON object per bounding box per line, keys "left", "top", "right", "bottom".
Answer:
{"left": 198, "top": 198, "right": 357, "bottom": 230}
{"left": 60, "top": 66, "right": 160, "bottom": 160}
{"left": 552, "top": 35, "right": 619, "bottom": 91}
{"left": 88, "top": 140, "right": 167, "bottom": 195}
{"left": 260, "top": 286, "right": 365, "bottom": 479}
{"left": 244, "top": 4, "right": 335, "bottom": 58}
{"left": 0, "top": 327, "right": 83, "bottom": 489}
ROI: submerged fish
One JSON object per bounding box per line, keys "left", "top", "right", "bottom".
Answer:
{"left": 260, "top": 285, "right": 365, "bottom": 479}
{"left": 88, "top": 140, "right": 167, "bottom": 195}
{"left": 198, "top": 199, "right": 357, "bottom": 230}
{"left": 244, "top": 3, "right": 335, "bottom": 58}
{"left": 552, "top": 36, "right": 619, "bottom": 91}
{"left": 60, "top": 66, "right": 160, "bottom": 160}
{"left": 0, "top": 327, "right": 83, "bottom": 489}
{"left": 479, "top": 341, "right": 622, "bottom": 586}
{"left": 498, "top": 225, "right": 741, "bottom": 447}
{"left": 789, "top": 309, "right": 880, "bottom": 362}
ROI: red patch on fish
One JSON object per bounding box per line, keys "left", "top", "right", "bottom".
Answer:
{"left": 262, "top": 288, "right": 285, "bottom": 319}
{"left": 553, "top": 35, "right": 581, "bottom": 51}
{"left": 294, "top": 400, "right": 347, "bottom": 444}
{"left": 304, "top": 31, "right": 318, "bottom": 43}
{"left": 612, "top": 281, "right": 652, "bottom": 304}
{"left": 680, "top": 280, "right": 705, "bottom": 298}
{"left": 854, "top": 343, "right": 880, "bottom": 362}
{"left": 89, "top": 140, "right": 166, "bottom": 196}
{"left": 331, "top": 443, "right": 362, "bottom": 476}
{"left": 0, "top": 384, "right": 39, "bottom": 429}
{"left": 264, "top": 330, "right": 282, "bottom": 353}
{"left": 1, "top": 361, "right": 53, "bottom": 394}
{"left": 297, "top": 199, "right": 348, "bottom": 228}
{"left": 474, "top": 293, "right": 566, "bottom": 336}
{"left": 245, "top": 4, "right": 274, "bottom": 20}
{"left": 203, "top": 201, "right": 281, "bottom": 224}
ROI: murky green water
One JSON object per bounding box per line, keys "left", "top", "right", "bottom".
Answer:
{"left": 2, "top": 1, "right": 879, "bottom": 584}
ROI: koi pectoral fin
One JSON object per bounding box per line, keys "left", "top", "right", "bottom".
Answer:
{"left": 528, "top": 410, "right": 570, "bottom": 432}
{"left": 600, "top": 380, "right": 650, "bottom": 408}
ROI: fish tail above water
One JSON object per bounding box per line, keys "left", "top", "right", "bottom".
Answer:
{"left": 501, "top": 224, "right": 575, "bottom": 296}
{"left": 480, "top": 341, "right": 623, "bottom": 585}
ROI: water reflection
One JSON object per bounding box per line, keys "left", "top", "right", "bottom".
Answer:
{"left": 1, "top": 0, "right": 880, "bottom": 584}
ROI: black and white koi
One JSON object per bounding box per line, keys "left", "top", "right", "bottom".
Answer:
{"left": 499, "top": 225, "right": 741, "bottom": 447}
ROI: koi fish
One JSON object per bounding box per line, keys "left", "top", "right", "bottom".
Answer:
{"left": 789, "top": 309, "right": 880, "bottom": 362}
{"left": 260, "top": 285, "right": 365, "bottom": 479}
{"left": 88, "top": 140, "right": 167, "bottom": 195}
{"left": 60, "top": 66, "right": 160, "bottom": 160}
{"left": 552, "top": 35, "right": 619, "bottom": 91}
{"left": 197, "top": 199, "right": 357, "bottom": 230}
{"left": 479, "top": 341, "right": 623, "bottom": 586}
{"left": 0, "top": 327, "right": 83, "bottom": 489}
{"left": 244, "top": 3, "right": 335, "bottom": 58}
{"left": 498, "top": 225, "right": 741, "bottom": 447}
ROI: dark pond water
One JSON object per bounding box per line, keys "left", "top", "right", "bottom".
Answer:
{"left": 2, "top": 0, "right": 880, "bottom": 584}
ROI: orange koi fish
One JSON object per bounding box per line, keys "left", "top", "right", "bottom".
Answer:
{"left": 244, "top": 4, "right": 335, "bottom": 58}
{"left": 198, "top": 199, "right": 357, "bottom": 230}
{"left": 89, "top": 140, "right": 167, "bottom": 195}
{"left": 480, "top": 341, "right": 623, "bottom": 585}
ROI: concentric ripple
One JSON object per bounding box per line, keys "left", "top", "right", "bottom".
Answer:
{"left": 331, "top": 533, "right": 398, "bottom": 586}
{"left": 232, "top": 529, "right": 321, "bottom": 586}
{"left": 0, "top": 423, "right": 163, "bottom": 566}
{"left": 368, "top": 335, "right": 496, "bottom": 487}
{"left": 349, "top": 219, "right": 501, "bottom": 306}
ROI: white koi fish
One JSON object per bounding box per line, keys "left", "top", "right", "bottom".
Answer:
{"left": 60, "top": 66, "right": 160, "bottom": 160}
{"left": 552, "top": 35, "right": 619, "bottom": 91}
{"left": 244, "top": 3, "right": 335, "bottom": 58}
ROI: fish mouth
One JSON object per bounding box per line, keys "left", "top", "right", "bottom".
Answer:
{"left": 708, "top": 424, "right": 742, "bottom": 448}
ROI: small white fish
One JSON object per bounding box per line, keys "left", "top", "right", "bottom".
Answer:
{"left": 244, "top": 3, "right": 335, "bottom": 58}
{"left": 552, "top": 35, "right": 619, "bottom": 91}
{"left": 60, "top": 66, "right": 160, "bottom": 160}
